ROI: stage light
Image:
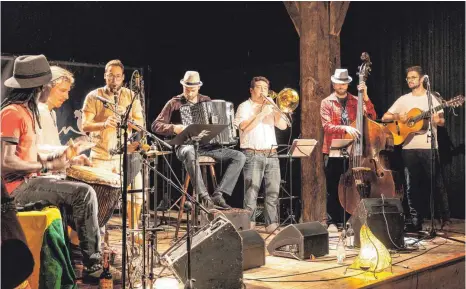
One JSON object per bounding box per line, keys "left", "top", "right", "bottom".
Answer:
{"left": 347, "top": 224, "right": 392, "bottom": 276}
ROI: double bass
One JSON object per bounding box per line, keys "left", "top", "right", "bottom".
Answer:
{"left": 338, "top": 53, "right": 401, "bottom": 215}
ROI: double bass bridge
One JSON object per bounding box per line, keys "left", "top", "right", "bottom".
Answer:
{"left": 351, "top": 167, "right": 372, "bottom": 198}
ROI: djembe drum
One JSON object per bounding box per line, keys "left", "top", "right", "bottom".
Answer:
{"left": 66, "top": 165, "right": 121, "bottom": 227}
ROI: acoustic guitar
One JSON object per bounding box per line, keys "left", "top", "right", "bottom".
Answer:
{"left": 385, "top": 95, "right": 464, "bottom": 145}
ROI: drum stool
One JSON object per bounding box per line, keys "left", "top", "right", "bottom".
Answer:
{"left": 174, "top": 156, "right": 218, "bottom": 239}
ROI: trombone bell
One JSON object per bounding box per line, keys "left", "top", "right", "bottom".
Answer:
{"left": 276, "top": 88, "right": 299, "bottom": 114}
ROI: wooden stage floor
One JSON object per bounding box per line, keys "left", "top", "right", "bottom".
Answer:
{"left": 78, "top": 212, "right": 465, "bottom": 289}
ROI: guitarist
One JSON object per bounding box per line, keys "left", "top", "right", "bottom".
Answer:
{"left": 382, "top": 66, "right": 450, "bottom": 231}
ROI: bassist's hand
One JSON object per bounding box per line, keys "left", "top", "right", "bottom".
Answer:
{"left": 357, "top": 81, "right": 369, "bottom": 101}
{"left": 345, "top": 126, "right": 361, "bottom": 139}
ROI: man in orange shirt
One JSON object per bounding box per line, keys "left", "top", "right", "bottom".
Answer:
{"left": 82, "top": 59, "right": 145, "bottom": 230}
{"left": 0, "top": 55, "right": 117, "bottom": 283}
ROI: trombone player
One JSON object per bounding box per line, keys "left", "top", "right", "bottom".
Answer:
{"left": 234, "top": 76, "right": 291, "bottom": 233}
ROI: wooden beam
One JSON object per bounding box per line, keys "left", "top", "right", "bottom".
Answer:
{"left": 300, "top": 2, "right": 330, "bottom": 223}
{"left": 330, "top": 1, "right": 350, "bottom": 36}
{"left": 330, "top": 2, "right": 350, "bottom": 70}
{"left": 283, "top": 1, "right": 301, "bottom": 36}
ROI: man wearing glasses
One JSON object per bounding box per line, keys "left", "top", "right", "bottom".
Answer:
{"left": 82, "top": 59, "right": 145, "bottom": 233}
{"left": 320, "top": 69, "right": 375, "bottom": 231}
{"left": 382, "top": 66, "right": 450, "bottom": 232}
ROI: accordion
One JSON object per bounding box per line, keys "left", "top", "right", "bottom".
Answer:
{"left": 180, "top": 100, "right": 238, "bottom": 146}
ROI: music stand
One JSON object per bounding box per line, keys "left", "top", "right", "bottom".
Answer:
{"left": 169, "top": 124, "right": 227, "bottom": 225}
{"left": 168, "top": 124, "right": 227, "bottom": 289}
{"left": 329, "top": 139, "right": 354, "bottom": 234}
{"left": 266, "top": 139, "right": 317, "bottom": 239}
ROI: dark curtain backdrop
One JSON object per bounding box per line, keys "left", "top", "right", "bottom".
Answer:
{"left": 341, "top": 2, "right": 465, "bottom": 218}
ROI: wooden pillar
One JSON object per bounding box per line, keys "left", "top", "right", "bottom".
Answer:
{"left": 299, "top": 2, "right": 330, "bottom": 222}
{"left": 330, "top": 2, "right": 350, "bottom": 72}
{"left": 285, "top": 1, "right": 349, "bottom": 222}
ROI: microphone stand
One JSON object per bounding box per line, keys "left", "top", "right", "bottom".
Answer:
{"left": 425, "top": 77, "right": 442, "bottom": 240}
{"left": 121, "top": 102, "right": 130, "bottom": 288}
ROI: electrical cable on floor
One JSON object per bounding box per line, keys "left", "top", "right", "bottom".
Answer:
{"left": 244, "top": 241, "right": 447, "bottom": 283}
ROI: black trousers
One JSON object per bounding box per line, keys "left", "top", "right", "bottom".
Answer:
{"left": 323, "top": 154, "right": 349, "bottom": 225}
{"left": 402, "top": 149, "right": 450, "bottom": 225}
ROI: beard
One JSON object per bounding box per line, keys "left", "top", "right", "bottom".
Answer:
{"left": 185, "top": 91, "right": 198, "bottom": 101}
{"left": 409, "top": 82, "right": 420, "bottom": 90}
{"left": 335, "top": 89, "right": 347, "bottom": 97}
{"left": 109, "top": 82, "right": 123, "bottom": 93}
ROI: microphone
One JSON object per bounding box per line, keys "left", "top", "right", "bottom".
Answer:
{"left": 94, "top": 94, "right": 115, "bottom": 106}
{"left": 135, "top": 71, "right": 141, "bottom": 89}
{"left": 423, "top": 75, "right": 430, "bottom": 86}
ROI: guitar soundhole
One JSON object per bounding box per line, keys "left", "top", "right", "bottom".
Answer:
{"left": 407, "top": 119, "right": 415, "bottom": 127}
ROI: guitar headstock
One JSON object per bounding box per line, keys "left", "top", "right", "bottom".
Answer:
{"left": 446, "top": 95, "right": 465, "bottom": 108}
{"left": 357, "top": 52, "right": 372, "bottom": 81}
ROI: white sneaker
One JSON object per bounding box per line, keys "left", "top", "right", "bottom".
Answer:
{"left": 327, "top": 224, "right": 338, "bottom": 233}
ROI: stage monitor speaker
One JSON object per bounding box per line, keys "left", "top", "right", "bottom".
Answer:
{"left": 162, "top": 216, "right": 243, "bottom": 289}
{"left": 349, "top": 198, "right": 404, "bottom": 249}
{"left": 267, "top": 222, "right": 329, "bottom": 260}
{"left": 201, "top": 208, "right": 251, "bottom": 231}
{"left": 239, "top": 229, "right": 265, "bottom": 270}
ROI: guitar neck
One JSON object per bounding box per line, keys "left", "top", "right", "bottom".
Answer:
{"left": 413, "top": 103, "right": 446, "bottom": 122}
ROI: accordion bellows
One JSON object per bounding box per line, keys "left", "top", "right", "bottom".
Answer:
{"left": 180, "top": 100, "right": 238, "bottom": 146}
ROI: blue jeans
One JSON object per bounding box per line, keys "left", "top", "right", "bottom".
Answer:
{"left": 176, "top": 145, "right": 246, "bottom": 197}
{"left": 243, "top": 151, "right": 280, "bottom": 226}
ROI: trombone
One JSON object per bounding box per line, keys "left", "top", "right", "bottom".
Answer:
{"left": 263, "top": 87, "right": 299, "bottom": 127}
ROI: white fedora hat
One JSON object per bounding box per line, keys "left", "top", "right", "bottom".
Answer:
{"left": 4, "top": 55, "right": 52, "bottom": 89}
{"left": 331, "top": 69, "right": 352, "bottom": 84}
{"left": 180, "top": 71, "right": 203, "bottom": 87}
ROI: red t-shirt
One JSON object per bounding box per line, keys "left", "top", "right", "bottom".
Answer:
{"left": 0, "top": 104, "right": 38, "bottom": 194}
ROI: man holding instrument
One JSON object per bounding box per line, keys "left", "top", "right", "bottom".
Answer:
{"left": 382, "top": 66, "right": 450, "bottom": 231}
{"left": 37, "top": 65, "right": 92, "bottom": 164}
{"left": 320, "top": 69, "right": 376, "bottom": 230}
{"left": 82, "top": 59, "right": 145, "bottom": 232}
{"left": 0, "top": 55, "right": 114, "bottom": 282}
{"left": 234, "top": 76, "right": 288, "bottom": 233}
{"left": 152, "top": 71, "right": 246, "bottom": 210}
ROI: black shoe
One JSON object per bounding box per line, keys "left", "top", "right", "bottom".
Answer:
{"left": 200, "top": 195, "right": 215, "bottom": 210}
{"left": 212, "top": 194, "right": 232, "bottom": 210}
{"left": 405, "top": 222, "right": 422, "bottom": 233}
{"left": 82, "top": 263, "right": 122, "bottom": 284}
{"left": 441, "top": 219, "right": 452, "bottom": 231}
{"left": 156, "top": 199, "right": 169, "bottom": 211}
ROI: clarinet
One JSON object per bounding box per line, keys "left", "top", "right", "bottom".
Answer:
{"left": 114, "top": 89, "right": 121, "bottom": 152}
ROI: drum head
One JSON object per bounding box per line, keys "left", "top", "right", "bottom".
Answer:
{"left": 66, "top": 166, "right": 121, "bottom": 187}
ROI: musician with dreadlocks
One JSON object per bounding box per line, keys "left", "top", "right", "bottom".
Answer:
{"left": 0, "top": 55, "right": 120, "bottom": 283}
